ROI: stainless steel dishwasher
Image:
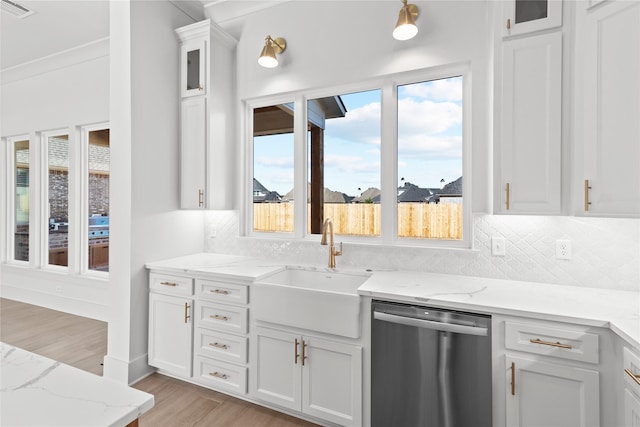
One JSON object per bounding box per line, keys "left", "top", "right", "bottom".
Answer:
{"left": 372, "top": 300, "right": 492, "bottom": 427}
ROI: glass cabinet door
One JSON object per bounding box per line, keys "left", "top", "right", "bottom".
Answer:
{"left": 181, "top": 39, "right": 206, "bottom": 97}
{"left": 502, "top": 0, "right": 562, "bottom": 37}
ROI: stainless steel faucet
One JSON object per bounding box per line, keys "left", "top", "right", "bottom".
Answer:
{"left": 320, "top": 218, "right": 342, "bottom": 269}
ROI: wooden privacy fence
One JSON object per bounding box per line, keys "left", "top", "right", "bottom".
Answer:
{"left": 253, "top": 203, "right": 463, "bottom": 239}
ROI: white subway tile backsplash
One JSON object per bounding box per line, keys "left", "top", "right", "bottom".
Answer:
{"left": 203, "top": 211, "right": 640, "bottom": 292}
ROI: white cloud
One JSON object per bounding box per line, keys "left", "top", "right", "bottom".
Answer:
{"left": 255, "top": 156, "right": 293, "bottom": 168}
{"left": 325, "top": 101, "right": 381, "bottom": 146}
{"left": 400, "top": 77, "right": 463, "bottom": 101}
{"left": 398, "top": 98, "right": 462, "bottom": 135}
{"left": 325, "top": 154, "right": 380, "bottom": 174}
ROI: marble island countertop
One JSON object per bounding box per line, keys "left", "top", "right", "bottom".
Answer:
{"left": 146, "top": 253, "right": 640, "bottom": 350}
{"left": 1, "top": 343, "right": 154, "bottom": 427}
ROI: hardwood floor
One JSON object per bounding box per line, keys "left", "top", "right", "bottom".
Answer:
{"left": 0, "top": 298, "right": 318, "bottom": 427}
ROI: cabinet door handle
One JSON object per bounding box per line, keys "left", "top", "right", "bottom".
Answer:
{"left": 511, "top": 361, "right": 515, "bottom": 396}
{"left": 507, "top": 18, "right": 511, "bottom": 30}
{"left": 198, "top": 189, "right": 204, "bottom": 207}
{"left": 184, "top": 302, "right": 190, "bottom": 323}
{"left": 210, "top": 314, "right": 229, "bottom": 321}
{"left": 301, "top": 340, "right": 308, "bottom": 366}
{"left": 625, "top": 368, "right": 640, "bottom": 386}
{"left": 209, "top": 342, "right": 229, "bottom": 350}
{"left": 530, "top": 338, "right": 572, "bottom": 349}
{"left": 294, "top": 338, "right": 300, "bottom": 364}
{"left": 210, "top": 289, "right": 229, "bottom": 295}
{"left": 160, "top": 281, "right": 177, "bottom": 287}
{"left": 209, "top": 371, "right": 228, "bottom": 380}
{"left": 506, "top": 182, "right": 510, "bottom": 211}
{"left": 584, "top": 179, "right": 592, "bottom": 212}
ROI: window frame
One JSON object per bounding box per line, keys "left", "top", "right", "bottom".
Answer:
{"left": 242, "top": 64, "right": 472, "bottom": 249}
{"left": 3, "top": 123, "right": 110, "bottom": 278}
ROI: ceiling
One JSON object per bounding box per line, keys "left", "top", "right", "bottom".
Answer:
{"left": 0, "top": 0, "right": 288, "bottom": 71}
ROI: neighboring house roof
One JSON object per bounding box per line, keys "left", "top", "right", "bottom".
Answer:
{"left": 352, "top": 187, "right": 381, "bottom": 203}
{"left": 441, "top": 176, "right": 463, "bottom": 195}
{"left": 282, "top": 184, "right": 351, "bottom": 203}
{"left": 253, "top": 178, "right": 282, "bottom": 202}
{"left": 397, "top": 182, "right": 433, "bottom": 203}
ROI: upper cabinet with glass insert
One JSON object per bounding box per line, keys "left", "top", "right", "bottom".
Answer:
{"left": 180, "top": 38, "right": 206, "bottom": 98}
{"left": 502, "top": 0, "right": 562, "bottom": 37}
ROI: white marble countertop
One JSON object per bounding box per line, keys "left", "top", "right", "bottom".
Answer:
{"left": 146, "top": 253, "right": 640, "bottom": 349}
{"left": 1, "top": 343, "right": 154, "bottom": 427}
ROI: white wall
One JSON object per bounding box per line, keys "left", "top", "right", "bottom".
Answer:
{"left": 105, "top": 0, "right": 205, "bottom": 383}
{"left": 0, "top": 40, "right": 111, "bottom": 319}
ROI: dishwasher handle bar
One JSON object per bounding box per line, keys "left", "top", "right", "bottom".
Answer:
{"left": 374, "top": 311, "right": 488, "bottom": 336}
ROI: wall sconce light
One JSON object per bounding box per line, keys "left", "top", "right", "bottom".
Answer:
{"left": 258, "top": 35, "right": 286, "bottom": 68}
{"left": 393, "top": 0, "right": 419, "bottom": 41}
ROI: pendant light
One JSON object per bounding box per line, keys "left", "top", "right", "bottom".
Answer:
{"left": 393, "top": 0, "right": 419, "bottom": 41}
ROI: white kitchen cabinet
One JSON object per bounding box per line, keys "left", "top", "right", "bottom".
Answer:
{"left": 251, "top": 326, "right": 362, "bottom": 427}
{"left": 577, "top": 0, "right": 640, "bottom": 216}
{"left": 148, "top": 292, "right": 193, "bottom": 378}
{"left": 502, "top": 0, "right": 562, "bottom": 38}
{"left": 176, "top": 20, "right": 236, "bottom": 210}
{"left": 506, "top": 355, "right": 600, "bottom": 427}
{"left": 498, "top": 31, "right": 562, "bottom": 214}
{"left": 624, "top": 347, "right": 640, "bottom": 426}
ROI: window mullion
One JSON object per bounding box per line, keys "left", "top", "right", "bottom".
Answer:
{"left": 380, "top": 81, "right": 398, "bottom": 245}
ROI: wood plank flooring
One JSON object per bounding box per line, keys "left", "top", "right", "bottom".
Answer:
{"left": 0, "top": 298, "right": 318, "bottom": 427}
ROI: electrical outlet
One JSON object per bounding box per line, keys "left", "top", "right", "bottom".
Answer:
{"left": 556, "top": 240, "right": 572, "bottom": 260}
{"left": 491, "top": 237, "right": 506, "bottom": 256}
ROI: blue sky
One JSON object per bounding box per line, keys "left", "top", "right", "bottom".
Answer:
{"left": 254, "top": 76, "right": 463, "bottom": 197}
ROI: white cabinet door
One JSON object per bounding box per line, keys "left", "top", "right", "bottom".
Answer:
{"left": 499, "top": 32, "right": 562, "bottom": 213}
{"left": 502, "top": 0, "right": 562, "bottom": 38}
{"left": 580, "top": 0, "right": 640, "bottom": 216}
{"left": 148, "top": 293, "right": 193, "bottom": 377}
{"left": 626, "top": 388, "right": 640, "bottom": 427}
{"left": 180, "top": 96, "right": 207, "bottom": 209}
{"left": 251, "top": 327, "right": 301, "bottom": 411}
{"left": 302, "top": 337, "right": 362, "bottom": 427}
{"left": 506, "top": 355, "right": 600, "bottom": 427}
{"left": 180, "top": 38, "right": 206, "bottom": 98}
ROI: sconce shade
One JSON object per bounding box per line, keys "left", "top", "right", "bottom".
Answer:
{"left": 393, "top": 0, "right": 419, "bottom": 41}
{"left": 258, "top": 35, "right": 286, "bottom": 68}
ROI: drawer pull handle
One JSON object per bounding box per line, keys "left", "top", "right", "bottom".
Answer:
{"left": 184, "top": 303, "right": 190, "bottom": 323}
{"left": 505, "top": 182, "right": 510, "bottom": 211}
{"left": 530, "top": 338, "right": 572, "bottom": 349}
{"left": 210, "top": 314, "right": 229, "bottom": 321}
{"left": 210, "top": 289, "right": 230, "bottom": 295}
{"left": 625, "top": 368, "right": 640, "bottom": 386}
{"left": 511, "top": 361, "right": 515, "bottom": 396}
{"left": 209, "top": 371, "right": 228, "bottom": 380}
{"left": 209, "top": 342, "right": 229, "bottom": 350}
{"left": 294, "top": 338, "right": 300, "bottom": 364}
{"left": 160, "top": 281, "right": 177, "bottom": 287}
{"left": 585, "top": 179, "right": 592, "bottom": 212}
{"left": 302, "top": 340, "right": 308, "bottom": 366}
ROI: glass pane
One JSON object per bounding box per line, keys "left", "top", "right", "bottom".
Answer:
{"left": 14, "top": 140, "right": 29, "bottom": 262}
{"left": 186, "top": 49, "right": 200, "bottom": 90}
{"left": 253, "top": 103, "right": 295, "bottom": 233}
{"left": 515, "top": 0, "right": 548, "bottom": 24}
{"left": 307, "top": 90, "right": 381, "bottom": 236}
{"left": 88, "top": 129, "right": 110, "bottom": 272}
{"left": 397, "top": 76, "right": 463, "bottom": 240}
{"left": 48, "top": 134, "right": 69, "bottom": 267}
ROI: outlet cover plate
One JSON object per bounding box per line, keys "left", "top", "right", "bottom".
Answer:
{"left": 492, "top": 237, "right": 506, "bottom": 256}
{"left": 556, "top": 239, "right": 572, "bottom": 260}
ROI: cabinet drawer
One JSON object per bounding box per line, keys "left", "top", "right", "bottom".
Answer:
{"left": 195, "top": 328, "right": 248, "bottom": 364}
{"left": 195, "top": 300, "right": 248, "bottom": 334}
{"left": 149, "top": 272, "right": 193, "bottom": 296}
{"left": 194, "top": 355, "right": 247, "bottom": 395}
{"left": 624, "top": 347, "right": 640, "bottom": 393}
{"left": 196, "top": 279, "right": 248, "bottom": 305}
{"left": 505, "top": 322, "right": 599, "bottom": 364}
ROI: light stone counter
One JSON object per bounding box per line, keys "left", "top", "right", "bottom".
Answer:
{"left": 146, "top": 253, "right": 640, "bottom": 349}
{"left": 1, "top": 343, "right": 154, "bottom": 427}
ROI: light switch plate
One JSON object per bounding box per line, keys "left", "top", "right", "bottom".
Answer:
{"left": 492, "top": 237, "right": 506, "bottom": 256}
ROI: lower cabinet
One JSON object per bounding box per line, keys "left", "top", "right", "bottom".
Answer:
{"left": 251, "top": 326, "right": 362, "bottom": 427}
{"left": 148, "top": 292, "right": 193, "bottom": 378}
{"left": 505, "top": 355, "right": 600, "bottom": 427}
{"left": 624, "top": 347, "right": 640, "bottom": 426}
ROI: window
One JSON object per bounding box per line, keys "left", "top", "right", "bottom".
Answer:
{"left": 4, "top": 124, "right": 110, "bottom": 275}
{"left": 13, "top": 139, "right": 30, "bottom": 262}
{"left": 46, "top": 133, "right": 70, "bottom": 267}
{"left": 247, "top": 66, "right": 470, "bottom": 247}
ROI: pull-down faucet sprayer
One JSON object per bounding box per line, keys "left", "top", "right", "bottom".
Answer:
{"left": 321, "top": 218, "right": 342, "bottom": 269}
